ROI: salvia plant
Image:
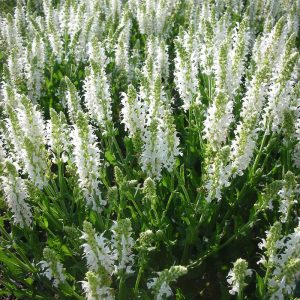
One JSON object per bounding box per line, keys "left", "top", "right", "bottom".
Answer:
{"left": 0, "top": 0, "right": 300, "bottom": 299}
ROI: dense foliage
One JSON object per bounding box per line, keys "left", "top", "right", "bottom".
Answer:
{"left": 0, "top": 0, "right": 300, "bottom": 299}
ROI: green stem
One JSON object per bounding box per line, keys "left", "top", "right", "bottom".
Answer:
{"left": 181, "top": 241, "right": 190, "bottom": 264}
{"left": 134, "top": 265, "right": 144, "bottom": 297}
{"left": 175, "top": 169, "right": 191, "bottom": 204}
{"left": 263, "top": 264, "right": 270, "bottom": 286}
{"left": 118, "top": 272, "right": 126, "bottom": 300}
{"left": 112, "top": 136, "right": 131, "bottom": 176}
{"left": 57, "top": 157, "right": 65, "bottom": 194}
{"left": 181, "top": 184, "right": 191, "bottom": 204}
{"left": 262, "top": 263, "right": 271, "bottom": 297}
{"left": 252, "top": 128, "right": 269, "bottom": 175}
{"left": 189, "top": 215, "right": 259, "bottom": 269}
{"left": 129, "top": 198, "right": 143, "bottom": 219}
{"left": 237, "top": 290, "right": 244, "bottom": 300}
{"left": 162, "top": 191, "right": 176, "bottom": 217}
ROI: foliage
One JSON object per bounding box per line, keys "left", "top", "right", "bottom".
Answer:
{"left": 0, "top": 0, "right": 300, "bottom": 299}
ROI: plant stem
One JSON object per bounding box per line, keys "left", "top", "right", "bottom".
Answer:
{"left": 188, "top": 215, "right": 259, "bottom": 269}
{"left": 112, "top": 136, "right": 131, "bottom": 176}
{"left": 252, "top": 128, "right": 269, "bottom": 175}
{"left": 134, "top": 265, "right": 144, "bottom": 297}
{"left": 118, "top": 272, "right": 126, "bottom": 300}
{"left": 163, "top": 191, "right": 176, "bottom": 217}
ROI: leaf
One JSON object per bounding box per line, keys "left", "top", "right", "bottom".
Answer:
{"left": 61, "top": 244, "right": 72, "bottom": 257}
{"left": 105, "top": 150, "right": 117, "bottom": 165}
{"left": 255, "top": 273, "right": 264, "bottom": 298}
{"left": 24, "top": 277, "right": 34, "bottom": 285}
{"left": 0, "top": 251, "right": 25, "bottom": 278}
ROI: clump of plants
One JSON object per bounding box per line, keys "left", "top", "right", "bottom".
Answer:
{"left": 0, "top": 0, "right": 300, "bottom": 299}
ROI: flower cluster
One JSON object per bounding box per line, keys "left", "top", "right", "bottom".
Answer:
{"left": 132, "top": 0, "right": 178, "bottom": 36}
{"left": 1, "top": 159, "right": 32, "bottom": 228}
{"left": 46, "top": 108, "right": 70, "bottom": 163}
{"left": 227, "top": 258, "right": 252, "bottom": 296}
{"left": 278, "top": 172, "right": 299, "bottom": 223}
{"left": 81, "top": 219, "right": 135, "bottom": 299}
{"left": 81, "top": 221, "right": 115, "bottom": 275}
{"left": 111, "top": 219, "right": 135, "bottom": 274}
{"left": 4, "top": 92, "right": 49, "bottom": 189}
{"left": 174, "top": 27, "right": 200, "bottom": 111}
{"left": 121, "top": 39, "right": 180, "bottom": 179}
{"left": 230, "top": 18, "right": 289, "bottom": 177}
{"left": 82, "top": 271, "right": 114, "bottom": 300}
{"left": 147, "top": 265, "right": 187, "bottom": 300}
{"left": 259, "top": 221, "right": 300, "bottom": 299}
{"left": 40, "top": 248, "right": 66, "bottom": 288}
{"left": 71, "top": 111, "right": 104, "bottom": 211}
{"left": 83, "top": 40, "right": 113, "bottom": 135}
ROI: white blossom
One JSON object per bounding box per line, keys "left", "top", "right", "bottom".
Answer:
{"left": 1, "top": 159, "right": 32, "bottom": 228}
{"left": 267, "top": 222, "right": 300, "bottom": 299}
{"left": 135, "top": 0, "right": 177, "bottom": 36}
{"left": 147, "top": 265, "right": 187, "bottom": 300}
{"left": 71, "top": 111, "right": 105, "bottom": 211}
{"left": 82, "top": 271, "right": 114, "bottom": 300}
{"left": 111, "top": 219, "right": 135, "bottom": 274}
{"left": 46, "top": 109, "right": 70, "bottom": 163}
{"left": 81, "top": 221, "right": 115, "bottom": 275}
{"left": 174, "top": 28, "right": 200, "bottom": 111}
{"left": 227, "top": 258, "right": 252, "bottom": 295}
{"left": 22, "top": 34, "right": 46, "bottom": 101}
{"left": 278, "top": 172, "right": 299, "bottom": 223}
{"left": 40, "top": 248, "right": 66, "bottom": 288}
{"left": 83, "top": 63, "right": 113, "bottom": 135}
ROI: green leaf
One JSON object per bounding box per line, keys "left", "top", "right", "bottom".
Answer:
{"left": 0, "top": 251, "right": 25, "bottom": 278}
{"left": 24, "top": 277, "right": 34, "bottom": 285}
{"left": 105, "top": 150, "right": 117, "bottom": 165}
{"left": 255, "top": 273, "right": 264, "bottom": 298}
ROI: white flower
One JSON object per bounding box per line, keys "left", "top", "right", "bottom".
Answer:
{"left": 65, "top": 77, "right": 81, "bottom": 123}
{"left": 203, "top": 92, "right": 233, "bottom": 150}
{"left": 7, "top": 48, "right": 24, "bottom": 83}
{"left": 278, "top": 172, "right": 299, "bottom": 223}
{"left": 122, "top": 77, "right": 180, "bottom": 179}
{"left": 261, "top": 32, "right": 299, "bottom": 134}
{"left": 147, "top": 265, "right": 187, "bottom": 300}
{"left": 83, "top": 63, "right": 113, "bottom": 135}
{"left": 174, "top": 28, "right": 199, "bottom": 111}
{"left": 139, "top": 77, "right": 180, "bottom": 179}
{"left": 147, "top": 279, "right": 172, "bottom": 300}
{"left": 22, "top": 34, "right": 46, "bottom": 101}
{"left": 135, "top": 0, "right": 177, "bottom": 36}
{"left": 204, "top": 150, "right": 232, "bottom": 202}
{"left": 46, "top": 109, "right": 70, "bottom": 163}
{"left": 71, "top": 112, "right": 105, "bottom": 211}
{"left": 43, "top": 0, "right": 63, "bottom": 62}
{"left": 40, "top": 248, "right": 66, "bottom": 288}
{"left": 142, "top": 37, "right": 169, "bottom": 85}
{"left": 111, "top": 219, "right": 135, "bottom": 274}
{"left": 81, "top": 221, "right": 115, "bottom": 275}
{"left": 227, "top": 258, "right": 252, "bottom": 295}
{"left": 82, "top": 271, "right": 114, "bottom": 300}
{"left": 4, "top": 94, "right": 48, "bottom": 189}
{"left": 267, "top": 222, "right": 300, "bottom": 299}
{"left": 121, "top": 85, "right": 144, "bottom": 138}
{"left": 1, "top": 159, "right": 32, "bottom": 228}
{"left": 230, "top": 18, "right": 289, "bottom": 176}
{"left": 0, "top": 13, "right": 23, "bottom": 51}
{"left": 115, "top": 7, "right": 132, "bottom": 74}
{"left": 17, "top": 97, "right": 48, "bottom": 189}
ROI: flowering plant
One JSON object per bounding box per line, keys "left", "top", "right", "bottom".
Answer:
{"left": 0, "top": 0, "right": 300, "bottom": 299}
